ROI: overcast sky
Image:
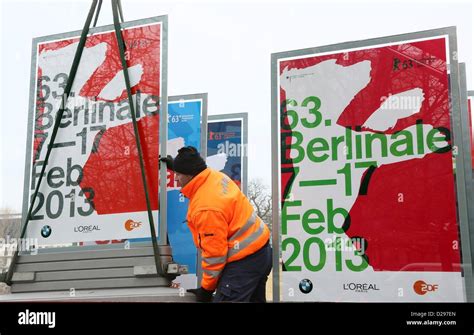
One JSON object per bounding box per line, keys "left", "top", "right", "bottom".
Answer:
{"left": 0, "top": 0, "right": 473, "bottom": 213}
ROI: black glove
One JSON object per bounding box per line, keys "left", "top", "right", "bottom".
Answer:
{"left": 159, "top": 155, "right": 174, "bottom": 170}
{"left": 187, "top": 287, "right": 213, "bottom": 302}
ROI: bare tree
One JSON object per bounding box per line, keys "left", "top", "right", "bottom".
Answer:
{"left": 248, "top": 179, "right": 272, "bottom": 231}
{"left": 0, "top": 208, "right": 21, "bottom": 283}
{"left": 0, "top": 207, "right": 21, "bottom": 239}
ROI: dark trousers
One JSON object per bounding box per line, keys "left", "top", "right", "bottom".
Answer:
{"left": 213, "top": 242, "right": 272, "bottom": 302}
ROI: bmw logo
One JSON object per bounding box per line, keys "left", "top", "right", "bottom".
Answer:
{"left": 41, "top": 225, "right": 52, "bottom": 238}
{"left": 299, "top": 279, "right": 313, "bottom": 294}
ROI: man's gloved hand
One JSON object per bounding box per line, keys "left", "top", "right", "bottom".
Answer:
{"left": 187, "top": 287, "right": 213, "bottom": 302}
{"left": 159, "top": 155, "right": 174, "bottom": 170}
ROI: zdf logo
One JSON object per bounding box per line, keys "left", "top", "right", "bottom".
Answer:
{"left": 124, "top": 220, "right": 142, "bottom": 231}
{"left": 413, "top": 280, "right": 438, "bottom": 295}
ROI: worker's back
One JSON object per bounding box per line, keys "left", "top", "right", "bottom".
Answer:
{"left": 184, "top": 168, "right": 270, "bottom": 262}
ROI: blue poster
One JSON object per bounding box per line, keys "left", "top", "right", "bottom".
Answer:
{"left": 166, "top": 100, "right": 202, "bottom": 274}
{"left": 128, "top": 99, "right": 201, "bottom": 277}
{"left": 207, "top": 120, "right": 243, "bottom": 189}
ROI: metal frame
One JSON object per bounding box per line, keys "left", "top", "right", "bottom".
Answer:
{"left": 271, "top": 26, "right": 473, "bottom": 302}
{"left": 23, "top": 15, "right": 168, "bottom": 252}
{"left": 159, "top": 16, "right": 169, "bottom": 246}
{"left": 207, "top": 113, "right": 248, "bottom": 196}
{"left": 466, "top": 88, "right": 474, "bottom": 295}
{"left": 454, "top": 63, "right": 474, "bottom": 302}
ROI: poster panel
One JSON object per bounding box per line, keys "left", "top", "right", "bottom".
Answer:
{"left": 23, "top": 17, "right": 168, "bottom": 245}
{"left": 207, "top": 114, "right": 247, "bottom": 195}
{"left": 165, "top": 94, "right": 206, "bottom": 289}
{"left": 272, "top": 28, "right": 472, "bottom": 302}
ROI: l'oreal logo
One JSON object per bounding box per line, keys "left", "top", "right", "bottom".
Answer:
{"left": 74, "top": 225, "right": 101, "bottom": 233}
{"left": 343, "top": 283, "right": 380, "bottom": 293}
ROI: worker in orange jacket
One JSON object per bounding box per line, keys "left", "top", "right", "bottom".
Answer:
{"left": 162, "top": 146, "right": 272, "bottom": 302}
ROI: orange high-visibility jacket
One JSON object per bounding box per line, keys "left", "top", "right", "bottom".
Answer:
{"left": 181, "top": 168, "right": 270, "bottom": 291}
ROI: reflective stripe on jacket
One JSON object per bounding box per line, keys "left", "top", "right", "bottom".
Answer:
{"left": 181, "top": 168, "right": 270, "bottom": 291}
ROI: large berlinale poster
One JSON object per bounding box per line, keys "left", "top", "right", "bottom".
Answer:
{"left": 274, "top": 31, "right": 468, "bottom": 301}
{"left": 24, "top": 17, "right": 167, "bottom": 245}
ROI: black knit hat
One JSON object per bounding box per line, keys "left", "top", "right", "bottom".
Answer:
{"left": 173, "top": 146, "right": 207, "bottom": 176}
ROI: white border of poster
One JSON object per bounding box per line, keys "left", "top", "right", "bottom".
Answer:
{"left": 271, "top": 27, "right": 473, "bottom": 302}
